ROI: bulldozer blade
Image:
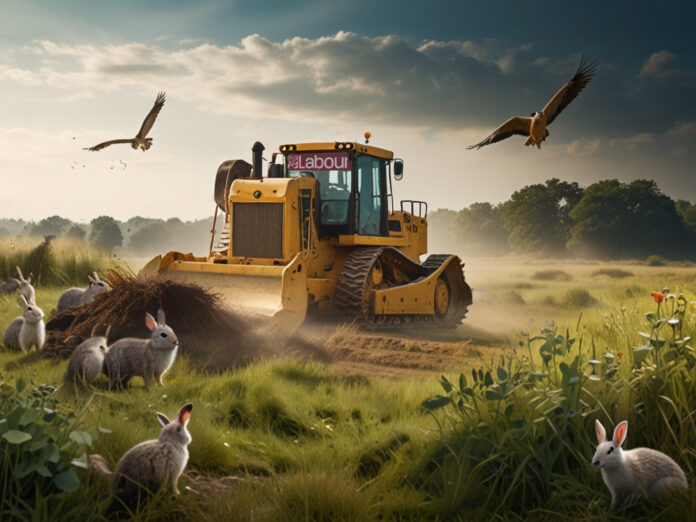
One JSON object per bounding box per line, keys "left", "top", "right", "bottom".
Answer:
{"left": 139, "top": 251, "right": 309, "bottom": 334}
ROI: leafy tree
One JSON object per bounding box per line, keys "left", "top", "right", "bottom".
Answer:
{"left": 64, "top": 225, "right": 87, "bottom": 241}
{"left": 568, "top": 179, "right": 691, "bottom": 258}
{"left": 676, "top": 200, "right": 696, "bottom": 234}
{"left": 455, "top": 202, "right": 508, "bottom": 254}
{"left": 501, "top": 179, "right": 582, "bottom": 254}
{"left": 29, "top": 215, "right": 72, "bottom": 237}
{"left": 127, "top": 222, "right": 173, "bottom": 255}
{"left": 89, "top": 216, "right": 123, "bottom": 251}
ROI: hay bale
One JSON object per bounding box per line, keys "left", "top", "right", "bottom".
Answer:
{"left": 43, "top": 270, "right": 328, "bottom": 370}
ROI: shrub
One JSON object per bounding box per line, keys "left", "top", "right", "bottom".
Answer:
{"left": 591, "top": 268, "right": 633, "bottom": 278}
{"left": 646, "top": 254, "right": 667, "bottom": 266}
{"left": 0, "top": 378, "right": 98, "bottom": 502}
{"left": 531, "top": 269, "right": 572, "bottom": 281}
{"left": 560, "top": 288, "right": 598, "bottom": 308}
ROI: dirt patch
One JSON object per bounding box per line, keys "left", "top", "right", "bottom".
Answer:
{"left": 324, "top": 329, "right": 504, "bottom": 378}
{"left": 42, "top": 270, "right": 328, "bottom": 370}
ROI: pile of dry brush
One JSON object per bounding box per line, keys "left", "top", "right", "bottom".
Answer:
{"left": 43, "top": 270, "right": 328, "bottom": 370}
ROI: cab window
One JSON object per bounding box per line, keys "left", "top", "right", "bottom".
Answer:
{"left": 357, "top": 155, "right": 386, "bottom": 236}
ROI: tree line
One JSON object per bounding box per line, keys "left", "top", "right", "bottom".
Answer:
{"left": 0, "top": 215, "right": 222, "bottom": 257}
{"left": 428, "top": 178, "right": 696, "bottom": 260}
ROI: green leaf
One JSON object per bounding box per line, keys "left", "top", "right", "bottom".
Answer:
{"left": 28, "top": 438, "right": 49, "bottom": 452}
{"left": 54, "top": 469, "right": 80, "bottom": 492}
{"left": 71, "top": 453, "right": 89, "bottom": 469}
{"left": 485, "top": 389, "right": 502, "bottom": 401}
{"left": 35, "top": 464, "right": 52, "bottom": 478}
{"left": 3, "top": 429, "right": 32, "bottom": 444}
{"left": 496, "top": 367, "right": 508, "bottom": 381}
{"left": 439, "top": 375, "right": 453, "bottom": 393}
{"left": 421, "top": 395, "right": 451, "bottom": 410}
{"left": 458, "top": 373, "right": 467, "bottom": 391}
{"left": 483, "top": 371, "right": 493, "bottom": 386}
{"left": 69, "top": 431, "right": 93, "bottom": 446}
{"left": 16, "top": 378, "right": 26, "bottom": 393}
{"left": 18, "top": 407, "right": 41, "bottom": 426}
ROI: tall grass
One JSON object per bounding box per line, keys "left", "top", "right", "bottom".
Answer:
{"left": 420, "top": 290, "right": 696, "bottom": 519}
{"left": 0, "top": 238, "right": 115, "bottom": 287}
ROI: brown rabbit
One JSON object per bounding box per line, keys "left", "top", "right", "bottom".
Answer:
{"left": 592, "top": 419, "right": 688, "bottom": 508}
{"left": 89, "top": 403, "right": 192, "bottom": 512}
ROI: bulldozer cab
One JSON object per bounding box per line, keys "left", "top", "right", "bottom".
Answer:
{"left": 283, "top": 145, "right": 391, "bottom": 239}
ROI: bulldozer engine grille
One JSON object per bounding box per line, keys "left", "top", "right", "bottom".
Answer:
{"left": 232, "top": 203, "right": 284, "bottom": 258}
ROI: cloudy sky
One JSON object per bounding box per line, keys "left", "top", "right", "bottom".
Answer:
{"left": 1, "top": 0, "right": 694, "bottom": 221}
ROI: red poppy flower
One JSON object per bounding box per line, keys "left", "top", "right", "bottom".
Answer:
{"left": 651, "top": 292, "right": 665, "bottom": 303}
{"left": 617, "top": 352, "right": 623, "bottom": 358}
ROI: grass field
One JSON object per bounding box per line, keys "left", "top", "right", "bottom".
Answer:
{"left": 1, "top": 254, "right": 696, "bottom": 520}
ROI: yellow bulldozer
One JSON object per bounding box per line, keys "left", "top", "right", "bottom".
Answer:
{"left": 141, "top": 138, "right": 472, "bottom": 333}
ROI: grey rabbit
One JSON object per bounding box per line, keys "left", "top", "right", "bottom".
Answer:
{"left": 3, "top": 295, "right": 45, "bottom": 352}
{"left": 64, "top": 325, "right": 111, "bottom": 384}
{"left": 57, "top": 271, "right": 109, "bottom": 311}
{"left": 0, "top": 267, "right": 35, "bottom": 304}
{"left": 103, "top": 309, "right": 179, "bottom": 389}
{"left": 593, "top": 419, "right": 688, "bottom": 508}
{"left": 89, "top": 403, "right": 192, "bottom": 511}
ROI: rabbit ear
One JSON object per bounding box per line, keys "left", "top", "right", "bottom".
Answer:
{"left": 104, "top": 325, "right": 112, "bottom": 341}
{"left": 17, "top": 294, "right": 28, "bottom": 309}
{"left": 93, "top": 271, "right": 100, "bottom": 281}
{"left": 157, "top": 308, "right": 166, "bottom": 326}
{"left": 177, "top": 403, "right": 193, "bottom": 425}
{"left": 145, "top": 313, "right": 157, "bottom": 332}
{"left": 16, "top": 266, "right": 25, "bottom": 282}
{"left": 156, "top": 412, "right": 170, "bottom": 427}
{"left": 594, "top": 419, "right": 606, "bottom": 443}
{"left": 612, "top": 421, "right": 628, "bottom": 447}
{"left": 88, "top": 274, "right": 95, "bottom": 283}
{"left": 26, "top": 274, "right": 32, "bottom": 284}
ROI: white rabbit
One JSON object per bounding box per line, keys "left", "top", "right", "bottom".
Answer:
{"left": 3, "top": 295, "right": 45, "bottom": 352}
{"left": 57, "top": 271, "right": 109, "bottom": 311}
{"left": 103, "top": 309, "right": 179, "bottom": 389}
{"left": 593, "top": 419, "right": 688, "bottom": 508}
{"left": 64, "top": 325, "right": 111, "bottom": 384}
{"left": 0, "top": 267, "right": 35, "bottom": 304}
{"left": 89, "top": 403, "right": 193, "bottom": 511}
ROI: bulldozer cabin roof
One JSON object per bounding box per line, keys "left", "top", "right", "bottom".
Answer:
{"left": 279, "top": 142, "right": 394, "bottom": 160}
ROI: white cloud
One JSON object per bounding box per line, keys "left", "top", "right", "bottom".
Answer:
{"left": 640, "top": 50, "right": 677, "bottom": 78}
{"left": 0, "top": 64, "right": 41, "bottom": 85}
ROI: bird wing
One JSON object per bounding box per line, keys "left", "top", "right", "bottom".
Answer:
{"left": 542, "top": 57, "right": 598, "bottom": 126}
{"left": 136, "top": 92, "right": 165, "bottom": 139}
{"left": 467, "top": 116, "right": 531, "bottom": 150}
{"left": 84, "top": 139, "right": 136, "bottom": 152}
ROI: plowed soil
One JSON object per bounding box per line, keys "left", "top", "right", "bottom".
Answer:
{"left": 322, "top": 329, "right": 505, "bottom": 378}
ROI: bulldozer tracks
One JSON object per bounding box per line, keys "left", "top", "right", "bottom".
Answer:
{"left": 334, "top": 248, "right": 470, "bottom": 329}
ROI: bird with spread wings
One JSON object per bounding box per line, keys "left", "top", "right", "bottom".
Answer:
{"left": 468, "top": 58, "right": 598, "bottom": 150}
{"left": 85, "top": 92, "right": 166, "bottom": 152}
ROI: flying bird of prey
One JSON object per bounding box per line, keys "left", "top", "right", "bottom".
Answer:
{"left": 468, "top": 58, "right": 598, "bottom": 150}
{"left": 85, "top": 92, "right": 166, "bottom": 152}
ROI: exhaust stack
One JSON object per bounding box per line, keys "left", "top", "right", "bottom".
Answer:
{"left": 252, "top": 141, "right": 265, "bottom": 179}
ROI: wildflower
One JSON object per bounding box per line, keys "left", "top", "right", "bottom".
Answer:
{"left": 617, "top": 352, "right": 623, "bottom": 358}
{"left": 651, "top": 292, "right": 665, "bottom": 304}
{"left": 662, "top": 287, "right": 670, "bottom": 294}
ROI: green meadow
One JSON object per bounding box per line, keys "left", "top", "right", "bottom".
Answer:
{"left": 1, "top": 244, "right": 696, "bottom": 520}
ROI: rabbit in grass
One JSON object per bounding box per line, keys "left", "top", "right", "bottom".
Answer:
{"left": 64, "top": 325, "right": 111, "bottom": 384}
{"left": 89, "top": 403, "right": 193, "bottom": 512}
{"left": 57, "top": 271, "right": 109, "bottom": 311}
{"left": 103, "top": 309, "right": 179, "bottom": 390}
{"left": 3, "top": 295, "right": 45, "bottom": 352}
{"left": 593, "top": 419, "right": 688, "bottom": 508}
{"left": 0, "top": 267, "right": 35, "bottom": 304}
